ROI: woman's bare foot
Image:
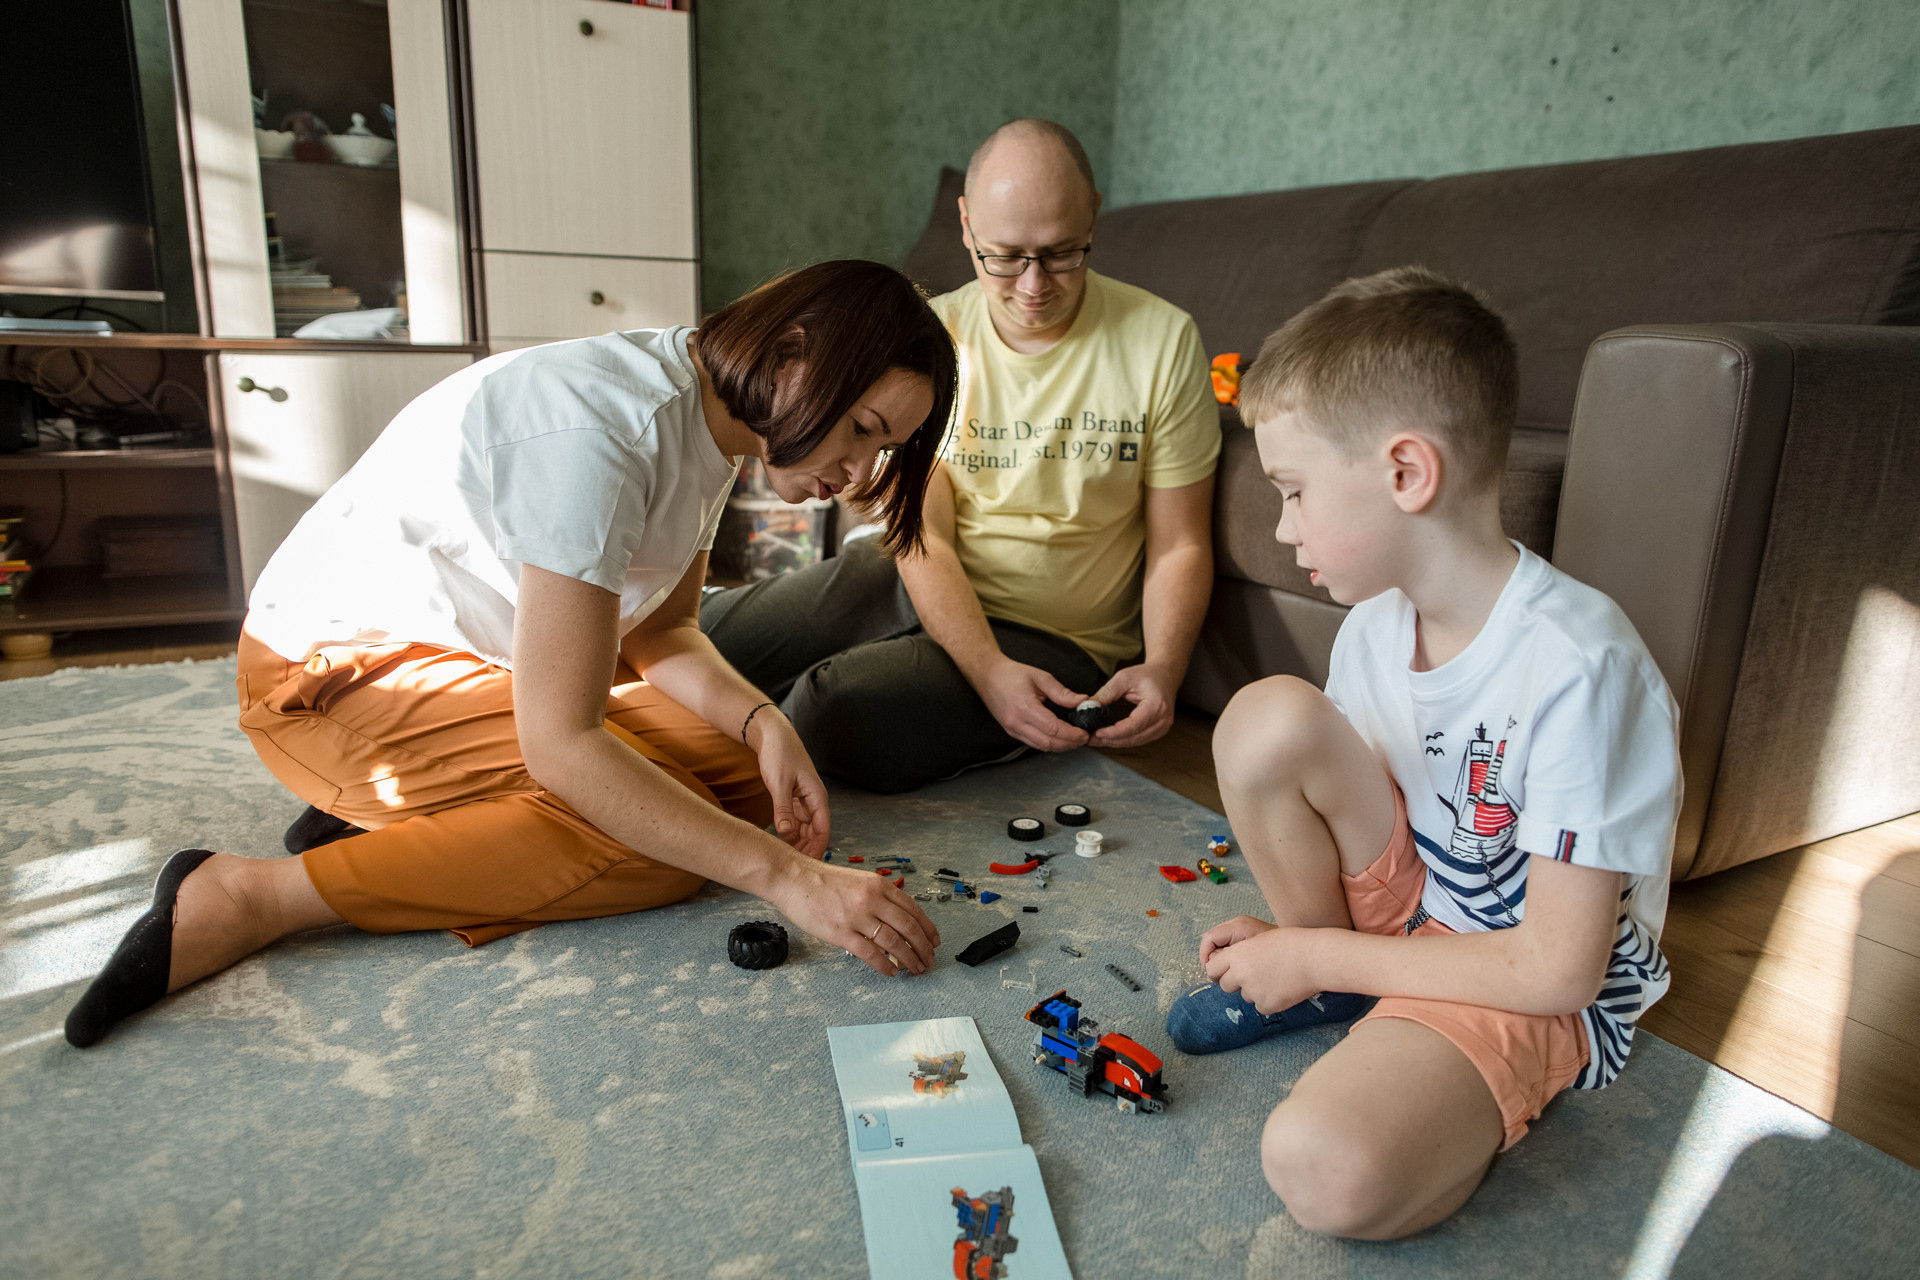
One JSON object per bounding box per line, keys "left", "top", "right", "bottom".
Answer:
{"left": 167, "top": 853, "right": 344, "bottom": 990}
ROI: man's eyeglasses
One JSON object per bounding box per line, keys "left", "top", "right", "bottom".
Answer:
{"left": 972, "top": 244, "right": 1093, "bottom": 277}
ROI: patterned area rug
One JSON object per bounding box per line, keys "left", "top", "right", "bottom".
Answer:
{"left": 3, "top": 659, "right": 1917, "bottom": 1279}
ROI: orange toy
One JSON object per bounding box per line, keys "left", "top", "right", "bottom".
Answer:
{"left": 1209, "top": 353, "right": 1244, "bottom": 406}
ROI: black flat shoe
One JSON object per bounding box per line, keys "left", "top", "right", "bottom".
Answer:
{"left": 282, "top": 806, "right": 365, "bottom": 855}
{"left": 64, "top": 848, "right": 217, "bottom": 1048}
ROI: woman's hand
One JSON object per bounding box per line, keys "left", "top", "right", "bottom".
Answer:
{"left": 748, "top": 708, "right": 831, "bottom": 856}
{"left": 769, "top": 857, "right": 942, "bottom": 976}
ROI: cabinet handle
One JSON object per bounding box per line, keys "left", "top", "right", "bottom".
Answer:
{"left": 589, "top": 291, "right": 606, "bottom": 306}
{"left": 579, "top": 18, "right": 593, "bottom": 35}
{"left": 237, "top": 376, "right": 289, "bottom": 403}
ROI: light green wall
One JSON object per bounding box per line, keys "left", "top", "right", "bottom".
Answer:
{"left": 695, "top": 0, "right": 1119, "bottom": 313}
{"left": 1108, "top": 0, "right": 1920, "bottom": 206}
{"left": 695, "top": 1, "right": 1920, "bottom": 309}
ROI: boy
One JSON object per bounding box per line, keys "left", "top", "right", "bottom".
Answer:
{"left": 1169, "top": 267, "right": 1680, "bottom": 1239}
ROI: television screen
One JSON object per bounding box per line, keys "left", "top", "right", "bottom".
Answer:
{"left": 0, "top": 0, "right": 164, "bottom": 300}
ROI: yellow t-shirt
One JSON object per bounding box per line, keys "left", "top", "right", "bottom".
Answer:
{"left": 929, "top": 271, "right": 1220, "bottom": 672}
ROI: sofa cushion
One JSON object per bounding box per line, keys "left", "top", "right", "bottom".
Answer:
{"left": 1093, "top": 179, "right": 1416, "bottom": 359}
{"left": 1348, "top": 125, "right": 1920, "bottom": 434}
{"left": 1211, "top": 411, "right": 1566, "bottom": 601}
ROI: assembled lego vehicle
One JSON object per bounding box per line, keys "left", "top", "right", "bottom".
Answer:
{"left": 951, "top": 1185, "right": 1017, "bottom": 1279}
{"left": 911, "top": 1050, "right": 969, "bottom": 1097}
{"left": 1023, "top": 990, "right": 1168, "bottom": 1114}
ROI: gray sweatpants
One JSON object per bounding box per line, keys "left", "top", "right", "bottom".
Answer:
{"left": 699, "top": 537, "right": 1111, "bottom": 794}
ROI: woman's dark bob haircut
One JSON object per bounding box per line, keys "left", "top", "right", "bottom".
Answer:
{"left": 696, "top": 259, "right": 958, "bottom": 555}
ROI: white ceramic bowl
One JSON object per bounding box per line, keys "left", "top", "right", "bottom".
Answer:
{"left": 325, "top": 133, "right": 397, "bottom": 167}
{"left": 254, "top": 128, "right": 296, "bottom": 160}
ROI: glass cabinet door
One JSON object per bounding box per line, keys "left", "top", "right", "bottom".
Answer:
{"left": 177, "top": 0, "right": 465, "bottom": 344}
{"left": 244, "top": 0, "right": 406, "bottom": 339}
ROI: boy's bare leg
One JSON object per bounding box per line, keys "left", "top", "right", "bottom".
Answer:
{"left": 1213, "top": 675, "right": 1398, "bottom": 930}
{"left": 1263, "top": 1016, "right": 1504, "bottom": 1238}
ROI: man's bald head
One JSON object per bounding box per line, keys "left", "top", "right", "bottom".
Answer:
{"left": 958, "top": 118, "right": 1102, "bottom": 353}
{"left": 964, "top": 119, "right": 1097, "bottom": 203}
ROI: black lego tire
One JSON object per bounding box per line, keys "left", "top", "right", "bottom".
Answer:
{"left": 1008, "top": 817, "right": 1045, "bottom": 841}
{"left": 1054, "top": 803, "right": 1090, "bottom": 826}
{"left": 728, "top": 920, "right": 790, "bottom": 970}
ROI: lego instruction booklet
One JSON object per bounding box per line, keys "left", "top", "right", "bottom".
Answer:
{"left": 827, "top": 1016, "right": 1074, "bottom": 1280}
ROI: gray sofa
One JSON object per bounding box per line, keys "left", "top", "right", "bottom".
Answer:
{"left": 901, "top": 125, "right": 1920, "bottom": 880}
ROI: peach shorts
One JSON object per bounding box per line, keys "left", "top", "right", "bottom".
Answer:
{"left": 1341, "top": 786, "right": 1590, "bottom": 1150}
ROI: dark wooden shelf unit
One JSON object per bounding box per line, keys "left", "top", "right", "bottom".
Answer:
{"left": 1, "top": 331, "right": 483, "bottom": 354}
{"left": 0, "top": 565, "right": 240, "bottom": 634}
{"left": 0, "top": 448, "right": 217, "bottom": 471}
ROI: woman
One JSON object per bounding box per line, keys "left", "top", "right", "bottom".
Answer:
{"left": 66, "top": 260, "right": 957, "bottom": 1047}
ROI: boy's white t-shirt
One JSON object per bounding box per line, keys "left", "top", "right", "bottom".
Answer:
{"left": 1326, "top": 545, "right": 1681, "bottom": 1089}
{"left": 247, "top": 327, "right": 741, "bottom": 666}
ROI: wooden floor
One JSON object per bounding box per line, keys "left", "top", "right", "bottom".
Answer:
{"left": 8, "top": 635, "right": 1916, "bottom": 1169}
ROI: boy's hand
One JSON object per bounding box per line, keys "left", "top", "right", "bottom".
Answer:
{"left": 1205, "top": 926, "right": 1319, "bottom": 1015}
{"left": 1199, "top": 915, "right": 1276, "bottom": 966}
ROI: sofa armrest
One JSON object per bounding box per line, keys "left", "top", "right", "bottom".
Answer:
{"left": 1557, "top": 323, "right": 1920, "bottom": 878}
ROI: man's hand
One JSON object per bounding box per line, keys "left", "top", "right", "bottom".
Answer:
{"left": 978, "top": 657, "right": 1091, "bottom": 752}
{"left": 747, "top": 710, "right": 831, "bottom": 856}
{"left": 1198, "top": 914, "right": 1276, "bottom": 967}
{"left": 1203, "top": 924, "right": 1321, "bottom": 1015}
{"left": 1087, "top": 661, "right": 1180, "bottom": 748}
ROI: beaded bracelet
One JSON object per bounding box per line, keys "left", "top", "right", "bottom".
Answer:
{"left": 740, "top": 700, "right": 776, "bottom": 743}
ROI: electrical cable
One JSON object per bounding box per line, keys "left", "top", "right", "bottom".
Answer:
{"left": 27, "top": 471, "right": 69, "bottom": 562}
{"left": 45, "top": 300, "right": 148, "bottom": 332}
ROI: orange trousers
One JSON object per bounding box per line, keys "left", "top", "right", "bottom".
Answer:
{"left": 235, "top": 623, "right": 773, "bottom": 946}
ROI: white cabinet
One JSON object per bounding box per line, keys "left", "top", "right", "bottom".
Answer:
{"left": 466, "top": 0, "right": 696, "bottom": 260}
{"left": 466, "top": 0, "right": 698, "bottom": 350}
{"left": 483, "top": 253, "right": 698, "bottom": 348}
{"left": 220, "top": 350, "right": 470, "bottom": 589}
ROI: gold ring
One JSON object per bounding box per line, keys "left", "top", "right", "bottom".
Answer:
{"left": 869, "top": 923, "right": 884, "bottom": 941}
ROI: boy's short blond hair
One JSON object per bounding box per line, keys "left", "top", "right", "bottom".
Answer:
{"left": 1239, "top": 266, "right": 1518, "bottom": 489}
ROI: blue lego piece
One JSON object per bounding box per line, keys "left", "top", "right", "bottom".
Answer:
{"left": 1039, "top": 1032, "right": 1081, "bottom": 1062}
{"left": 979, "top": 891, "right": 1001, "bottom": 904}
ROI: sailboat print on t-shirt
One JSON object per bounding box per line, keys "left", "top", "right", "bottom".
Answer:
{"left": 1435, "top": 723, "right": 1523, "bottom": 927}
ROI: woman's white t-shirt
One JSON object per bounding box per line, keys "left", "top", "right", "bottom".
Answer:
{"left": 248, "top": 327, "right": 740, "bottom": 666}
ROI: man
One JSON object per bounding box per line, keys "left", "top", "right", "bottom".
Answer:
{"left": 701, "top": 118, "right": 1218, "bottom": 792}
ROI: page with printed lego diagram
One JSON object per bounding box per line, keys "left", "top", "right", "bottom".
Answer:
{"left": 827, "top": 1015, "right": 1023, "bottom": 1162}
{"left": 828, "top": 1016, "right": 1073, "bottom": 1279}
{"left": 850, "top": 1146, "right": 1073, "bottom": 1280}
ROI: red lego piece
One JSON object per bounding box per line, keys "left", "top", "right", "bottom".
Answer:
{"left": 1158, "top": 865, "right": 1198, "bottom": 882}
{"left": 989, "top": 858, "right": 1041, "bottom": 875}
{"left": 848, "top": 855, "right": 865, "bottom": 863}
{"left": 894, "top": 877, "right": 905, "bottom": 887}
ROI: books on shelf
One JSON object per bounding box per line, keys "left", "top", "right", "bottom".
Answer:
{"left": 0, "top": 533, "right": 31, "bottom": 601}
{"left": 270, "top": 256, "right": 362, "bottom": 337}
